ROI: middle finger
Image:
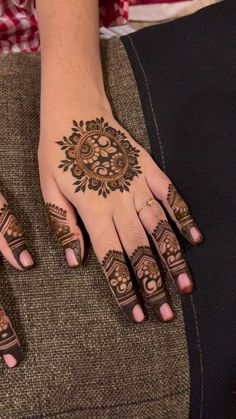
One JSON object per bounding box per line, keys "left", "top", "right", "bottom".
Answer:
{"left": 89, "top": 219, "right": 146, "bottom": 324}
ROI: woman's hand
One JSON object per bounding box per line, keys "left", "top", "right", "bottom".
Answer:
{"left": 38, "top": 112, "right": 203, "bottom": 324}
{"left": 0, "top": 193, "right": 34, "bottom": 368}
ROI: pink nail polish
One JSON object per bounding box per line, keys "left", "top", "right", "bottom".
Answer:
{"left": 65, "top": 248, "right": 79, "bottom": 268}
{"left": 19, "top": 250, "right": 34, "bottom": 268}
{"left": 160, "top": 303, "right": 174, "bottom": 321}
{"left": 132, "top": 304, "right": 145, "bottom": 322}
{"left": 177, "top": 273, "right": 193, "bottom": 293}
{"left": 3, "top": 354, "right": 17, "bottom": 368}
{"left": 190, "top": 227, "right": 203, "bottom": 243}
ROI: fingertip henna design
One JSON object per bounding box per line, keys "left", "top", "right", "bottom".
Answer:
{"left": 56, "top": 117, "right": 142, "bottom": 198}
{"left": 130, "top": 246, "right": 169, "bottom": 322}
{"left": 0, "top": 204, "right": 29, "bottom": 269}
{"left": 167, "top": 183, "right": 202, "bottom": 244}
{"left": 152, "top": 220, "right": 193, "bottom": 287}
{"left": 46, "top": 203, "right": 81, "bottom": 266}
{"left": 101, "top": 250, "right": 142, "bottom": 323}
{"left": 0, "top": 305, "right": 22, "bottom": 366}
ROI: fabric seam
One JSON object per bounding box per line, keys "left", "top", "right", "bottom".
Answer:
{"left": 22, "top": 389, "right": 190, "bottom": 419}
{"left": 126, "top": 35, "right": 166, "bottom": 172}
{"left": 190, "top": 294, "right": 204, "bottom": 419}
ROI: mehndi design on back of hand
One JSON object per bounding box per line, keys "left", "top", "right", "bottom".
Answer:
{"left": 56, "top": 117, "right": 142, "bottom": 198}
{"left": 46, "top": 203, "right": 81, "bottom": 266}
{"left": 167, "top": 183, "right": 202, "bottom": 244}
{"left": 0, "top": 204, "right": 29, "bottom": 269}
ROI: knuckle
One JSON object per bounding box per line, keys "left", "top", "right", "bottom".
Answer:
{"left": 119, "top": 221, "right": 144, "bottom": 246}
{"left": 150, "top": 203, "right": 166, "bottom": 221}
{"left": 141, "top": 147, "right": 152, "bottom": 162}
{"left": 139, "top": 203, "right": 166, "bottom": 231}
{"left": 89, "top": 224, "right": 113, "bottom": 246}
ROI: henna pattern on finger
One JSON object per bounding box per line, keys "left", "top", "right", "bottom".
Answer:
{"left": 0, "top": 304, "right": 21, "bottom": 365}
{"left": 56, "top": 117, "right": 142, "bottom": 198}
{"left": 167, "top": 183, "right": 202, "bottom": 244}
{"left": 130, "top": 246, "right": 169, "bottom": 321}
{"left": 0, "top": 204, "right": 28, "bottom": 269}
{"left": 46, "top": 203, "right": 81, "bottom": 266}
{"left": 152, "top": 220, "right": 193, "bottom": 286}
{"left": 101, "top": 250, "right": 142, "bottom": 323}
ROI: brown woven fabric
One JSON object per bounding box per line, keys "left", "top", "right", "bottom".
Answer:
{"left": 0, "top": 39, "right": 189, "bottom": 418}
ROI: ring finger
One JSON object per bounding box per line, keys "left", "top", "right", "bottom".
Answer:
{"left": 136, "top": 192, "right": 194, "bottom": 294}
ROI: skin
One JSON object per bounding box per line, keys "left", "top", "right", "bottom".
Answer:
{"left": 0, "top": 193, "right": 34, "bottom": 368}
{"left": 37, "top": 0, "right": 203, "bottom": 323}
{"left": 39, "top": 114, "right": 203, "bottom": 323}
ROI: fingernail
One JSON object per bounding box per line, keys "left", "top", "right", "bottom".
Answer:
{"left": 19, "top": 250, "right": 34, "bottom": 269}
{"left": 65, "top": 247, "right": 81, "bottom": 268}
{"left": 160, "top": 303, "right": 174, "bottom": 321}
{"left": 3, "top": 354, "right": 17, "bottom": 368}
{"left": 177, "top": 273, "right": 193, "bottom": 293}
{"left": 132, "top": 304, "right": 145, "bottom": 322}
{"left": 190, "top": 227, "right": 203, "bottom": 243}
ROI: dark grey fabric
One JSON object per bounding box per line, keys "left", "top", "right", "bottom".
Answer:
{"left": 121, "top": 1, "right": 236, "bottom": 417}
{"left": 0, "top": 42, "right": 189, "bottom": 418}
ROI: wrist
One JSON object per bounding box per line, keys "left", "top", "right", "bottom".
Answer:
{"left": 41, "top": 89, "right": 111, "bottom": 113}
{"left": 39, "top": 100, "right": 114, "bottom": 140}
{"left": 40, "top": 69, "right": 111, "bottom": 115}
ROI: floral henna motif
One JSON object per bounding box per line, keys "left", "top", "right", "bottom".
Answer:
{"left": 56, "top": 117, "right": 142, "bottom": 198}
{"left": 0, "top": 204, "right": 28, "bottom": 269}
{"left": 152, "top": 220, "right": 192, "bottom": 286}
{"left": 101, "top": 250, "right": 141, "bottom": 323}
{"left": 45, "top": 203, "right": 81, "bottom": 265}
{"left": 0, "top": 305, "right": 21, "bottom": 365}
{"left": 130, "top": 246, "right": 169, "bottom": 321}
{"left": 167, "top": 184, "right": 199, "bottom": 244}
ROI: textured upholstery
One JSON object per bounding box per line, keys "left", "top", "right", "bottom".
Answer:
{"left": 0, "top": 40, "right": 189, "bottom": 418}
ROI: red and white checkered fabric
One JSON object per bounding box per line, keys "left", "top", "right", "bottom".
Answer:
{"left": 0, "top": 0, "right": 38, "bottom": 53}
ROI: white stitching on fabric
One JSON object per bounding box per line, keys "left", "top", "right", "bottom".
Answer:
{"left": 190, "top": 294, "right": 204, "bottom": 418}
{"left": 127, "top": 36, "right": 167, "bottom": 172}
{"left": 126, "top": 34, "right": 204, "bottom": 419}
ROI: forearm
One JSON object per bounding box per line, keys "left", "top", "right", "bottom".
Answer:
{"left": 36, "top": 0, "right": 111, "bottom": 113}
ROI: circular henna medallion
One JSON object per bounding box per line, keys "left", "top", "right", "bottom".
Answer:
{"left": 75, "top": 132, "right": 129, "bottom": 181}
{"left": 56, "top": 117, "right": 142, "bottom": 198}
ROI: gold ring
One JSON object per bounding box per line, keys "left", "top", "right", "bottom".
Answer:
{"left": 137, "top": 197, "right": 156, "bottom": 214}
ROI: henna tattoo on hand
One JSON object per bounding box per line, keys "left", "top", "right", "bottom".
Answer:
{"left": 152, "top": 220, "right": 193, "bottom": 286}
{"left": 167, "top": 183, "right": 201, "bottom": 244}
{"left": 0, "top": 305, "right": 21, "bottom": 365}
{"left": 46, "top": 203, "right": 81, "bottom": 266}
{"left": 56, "top": 117, "right": 142, "bottom": 198}
{"left": 130, "top": 246, "right": 169, "bottom": 321}
{"left": 101, "top": 250, "right": 142, "bottom": 323}
{"left": 0, "top": 204, "right": 28, "bottom": 269}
